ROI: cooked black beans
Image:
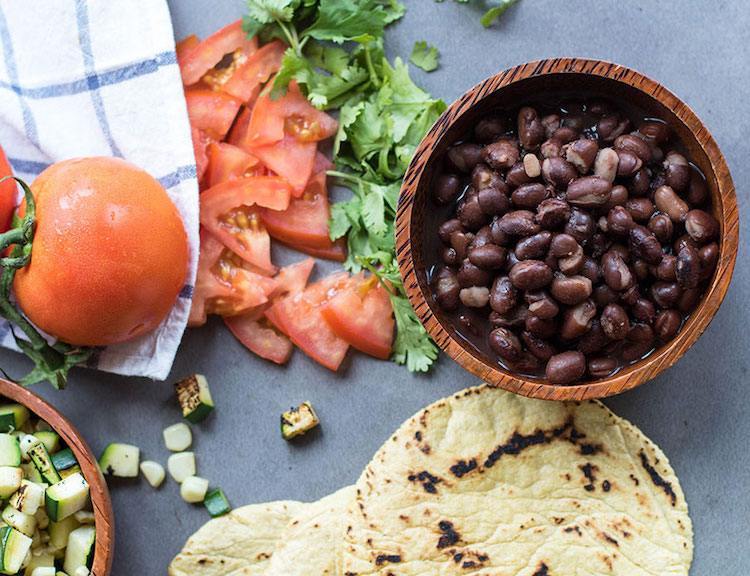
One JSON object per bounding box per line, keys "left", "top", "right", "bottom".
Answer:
{"left": 431, "top": 99, "right": 718, "bottom": 384}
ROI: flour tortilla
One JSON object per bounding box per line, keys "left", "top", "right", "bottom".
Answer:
{"left": 168, "top": 500, "right": 302, "bottom": 576}
{"left": 340, "top": 385, "right": 693, "bottom": 575}
{"left": 265, "top": 485, "right": 355, "bottom": 575}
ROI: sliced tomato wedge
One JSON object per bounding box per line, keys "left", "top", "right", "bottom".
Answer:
{"left": 185, "top": 89, "right": 242, "bottom": 140}
{"left": 180, "top": 20, "right": 257, "bottom": 86}
{"left": 205, "top": 142, "right": 261, "bottom": 188}
{"left": 190, "top": 127, "right": 212, "bottom": 183}
{"left": 0, "top": 146, "right": 17, "bottom": 233}
{"left": 223, "top": 41, "right": 286, "bottom": 102}
{"left": 189, "top": 230, "right": 276, "bottom": 326}
{"left": 225, "top": 311, "right": 293, "bottom": 365}
{"left": 261, "top": 168, "right": 330, "bottom": 246}
{"left": 250, "top": 135, "right": 317, "bottom": 194}
{"left": 284, "top": 238, "right": 347, "bottom": 262}
{"left": 272, "top": 257, "right": 315, "bottom": 298}
{"left": 246, "top": 82, "right": 338, "bottom": 146}
{"left": 176, "top": 34, "right": 200, "bottom": 68}
{"left": 321, "top": 276, "right": 394, "bottom": 360}
{"left": 226, "top": 105, "right": 252, "bottom": 149}
{"left": 265, "top": 272, "right": 356, "bottom": 371}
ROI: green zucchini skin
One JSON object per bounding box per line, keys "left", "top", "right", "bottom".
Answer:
{"left": 204, "top": 488, "right": 231, "bottom": 517}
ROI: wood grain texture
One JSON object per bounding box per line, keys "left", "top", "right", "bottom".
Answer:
{"left": 397, "top": 58, "right": 739, "bottom": 401}
{"left": 0, "top": 379, "right": 113, "bottom": 575}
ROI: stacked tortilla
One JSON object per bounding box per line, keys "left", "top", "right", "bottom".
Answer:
{"left": 170, "top": 385, "right": 694, "bottom": 575}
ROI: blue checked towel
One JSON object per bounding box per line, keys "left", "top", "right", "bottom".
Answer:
{"left": 0, "top": 0, "right": 199, "bottom": 379}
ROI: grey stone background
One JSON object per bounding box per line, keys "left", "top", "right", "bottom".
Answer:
{"left": 0, "top": 1, "right": 746, "bottom": 573}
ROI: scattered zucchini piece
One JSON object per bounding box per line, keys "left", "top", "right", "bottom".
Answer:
{"left": 0, "top": 467, "right": 22, "bottom": 498}
{"left": 280, "top": 402, "right": 320, "bottom": 440}
{"left": 2, "top": 505, "right": 36, "bottom": 537}
{"left": 180, "top": 476, "right": 208, "bottom": 504}
{"left": 0, "top": 405, "right": 30, "bottom": 433}
{"left": 29, "top": 567, "right": 56, "bottom": 576}
{"left": 203, "top": 488, "right": 231, "bottom": 517}
{"left": 51, "top": 449, "right": 77, "bottom": 472}
{"left": 98, "top": 443, "right": 139, "bottom": 478}
{"left": 35, "top": 431, "right": 60, "bottom": 454}
{"left": 9, "top": 479, "right": 44, "bottom": 515}
{"left": 45, "top": 473, "right": 89, "bottom": 522}
{"left": 0, "top": 525, "right": 32, "bottom": 574}
{"left": 48, "top": 516, "right": 79, "bottom": 551}
{"left": 167, "top": 452, "right": 195, "bottom": 484}
{"left": 139, "top": 461, "right": 165, "bottom": 489}
{"left": 59, "top": 464, "right": 82, "bottom": 480}
{"left": 19, "top": 434, "right": 39, "bottom": 460}
{"left": 163, "top": 423, "right": 192, "bottom": 452}
{"left": 0, "top": 435, "right": 20, "bottom": 467}
{"left": 175, "top": 375, "right": 214, "bottom": 423}
{"left": 28, "top": 442, "right": 61, "bottom": 485}
{"left": 62, "top": 525, "right": 95, "bottom": 575}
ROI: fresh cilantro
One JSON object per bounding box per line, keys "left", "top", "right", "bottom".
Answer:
{"left": 410, "top": 40, "right": 439, "bottom": 72}
{"left": 245, "top": 0, "right": 442, "bottom": 372}
{"left": 437, "top": 0, "right": 520, "bottom": 27}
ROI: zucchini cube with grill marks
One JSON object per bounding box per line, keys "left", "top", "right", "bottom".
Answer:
{"left": 175, "top": 375, "right": 214, "bottom": 423}
{"left": 280, "top": 402, "right": 320, "bottom": 440}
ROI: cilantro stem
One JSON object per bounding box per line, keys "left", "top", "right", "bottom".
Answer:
{"left": 363, "top": 46, "right": 381, "bottom": 88}
{"left": 276, "top": 20, "right": 300, "bottom": 54}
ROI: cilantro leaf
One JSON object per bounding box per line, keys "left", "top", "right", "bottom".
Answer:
{"left": 304, "top": 0, "right": 388, "bottom": 44}
{"left": 480, "top": 0, "right": 519, "bottom": 26}
{"left": 410, "top": 40, "right": 439, "bottom": 72}
{"left": 246, "top": 0, "right": 297, "bottom": 25}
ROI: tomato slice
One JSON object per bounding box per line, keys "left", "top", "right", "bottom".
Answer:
{"left": 320, "top": 276, "right": 394, "bottom": 360}
{"left": 223, "top": 41, "right": 286, "bottom": 102}
{"left": 176, "top": 34, "right": 200, "bottom": 69}
{"left": 261, "top": 168, "right": 330, "bottom": 247}
{"left": 246, "top": 82, "right": 338, "bottom": 146}
{"left": 272, "top": 257, "right": 315, "bottom": 298}
{"left": 180, "top": 20, "right": 257, "bottom": 86}
{"left": 284, "top": 238, "right": 347, "bottom": 262}
{"left": 250, "top": 135, "right": 317, "bottom": 194}
{"left": 190, "top": 127, "right": 212, "bottom": 183}
{"left": 185, "top": 89, "right": 242, "bottom": 140}
{"left": 0, "top": 146, "right": 17, "bottom": 233}
{"left": 265, "top": 273, "right": 355, "bottom": 371}
{"left": 205, "top": 142, "right": 261, "bottom": 188}
{"left": 224, "top": 310, "right": 293, "bottom": 365}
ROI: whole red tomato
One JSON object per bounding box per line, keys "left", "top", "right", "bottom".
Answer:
{"left": 14, "top": 157, "right": 189, "bottom": 346}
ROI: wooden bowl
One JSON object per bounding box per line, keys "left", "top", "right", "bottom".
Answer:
{"left": 397, "top": 58, "right": 739, "bottom": 401}
{"left": 0, "top": 379, "right": 113, "bottom": 575}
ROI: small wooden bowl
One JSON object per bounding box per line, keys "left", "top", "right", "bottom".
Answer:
{"left": 0, "top": 379, "right": 113, "bottom": 575}
{"left": 397, "top": 58, "right": 739, "bottom": 401}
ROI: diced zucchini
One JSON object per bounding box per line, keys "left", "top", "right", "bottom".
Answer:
{"left": 59, "top": 465, "right": 82, "bottom": 480}
{"left": 9, "top": 480, "right": 45, "bottom": 515}
{"left": 45, "top": 474, "right": 89, "bottom": 522}
{"left": 0, "top": 526, "right": 32, "bottom": 574}
{"left": 62, "top": 526, "right": 94, "bottom": 575}
{"left": 180, "top": 476, "right": 208, "bottom": 504}
{"left": 29, "top": 567, "right": 56, "bottom": 576}
{"left": 34, "top": 507, "right": 49, "bottom": 531}
{"left": 0, "top": 436, "right": 20, "bottom": 468}
{"left": 21, "top": 464, "right": 42, "bottom": 484}
{"left": 0, "top": 406, "right": 30, "bottom": 434}
{"left": 163, "top": 423, "right": 192, "bottom": 452}
{"left": 24, "top": 551, "right": 54, "bottom": 575}
{"left": 280, "top": 402, "right": 320, "bottom": 440}
{"left": 50, "top": 449, "right": 76, "bottom": 473}
{"left": 98, "top": 443, "right": 139, "bottom": 478}
{"left": 167, "top": 453, "right": 195, "bottom": 484}
{"left": 28, "top": 443, "right": 60, "bottom": 485}
{"left": 139, "top": 461, "right": 165, "bottom": 488}
{"left": 73, "top": 511, "right": 94, "bottom": 525}
{"left": 19, "top": 435, "right": 39, "bottom": 461}
{"left": 2, "top": 506, "right": 35, "bottom": 537}
{"left": 0, "top": 468, "right": 22, "bottom": 498}
{"left": 34, "top": 432, "right": 60, "bottom": 455}
{"left": 203, "top": 488, "right": 231, "bottom": 517}
{"left": 175, "top": 375, "right": 214, "bottom": 423}
{"left": 48, "top": 516, "right": 79, "bottom": 551}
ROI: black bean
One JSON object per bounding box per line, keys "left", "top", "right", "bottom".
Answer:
{"left": 638, "top": 121, "right": 670, "bottom": 146}
{"left": 627, "top": 322, "right": 655, "bottom": 344}
{"left": 614, "top": 134, "right": 652, "bottom": 163}
{"left": 633, "top": 258, "right": 650, "bottom": 281}
{"left": 471, "top": 225, "right": 493, "bottom": 248}
{"left": 564, "top": 209, "right": 595, "bottom": 244}
{"left": 546, "top": 351, "right": 586, "bottom": 385}
{"left": 601, "top": 303, "right": 630, "bottom": 340}
{"left": 489, "top": 217, "right": 510, "bottom": 246}
{"left": 566, "top": 176, "right": 612, "bottom": 208}
{"left": 489, "top": 327, "right": 523, "bottom": 362}
{"left": 677, "top": 288, "right": 701, "bottom": 314}
{"left": 472, "top": 163, "right": 506, "bottom": 192}
{"left": 536, "top": 198, "right": 571, "bottom": 228}
{"left": 518, "top": 107, "right": 545, "bottom": 150}
{"left": 628, "top": 167, "right": 651, "bottom": 196}
{"left": 542, "top": 114, "right": 561, "bottom": 138}
{"left": 483, "top": 139, "right": 520, "bottom": 171}
{"left": 655, "top": 254, "right": 678, "bottom": 281}
{"left": 601, "top": 250, "right": 633, "bottom": 291}
{"left": 542, "top": 157, "right": 578, "bottom": 188}
{"left": 675, "top": 245, "right": 702, "bottom": 289}
{"left": 449, "top": 231, "right": 473, "bottom": 260}
{"left": 433, "top": 267, "right": 460, "bottom": 310}
{"left": 558, "top": 245, "right": 585, "bottom": 276}
{"left": 674, "top": 234, "right": 698, "bottom": 254}
{"left": 540, "top": 138, "right": 562, "bottom": 159}
{"left": 581, "top": 257, "right": 601, "bottom": 283}
{"left": 489, "top": 276, "right": 517, "bottom": 314}
{"left": 588, "top": 356, "right": 618, "bottom": 378}
{"left": 655, "top": 309, "right": 681, "bottom": 341}
{"left": 615, "top": 149, "right": 642, "bottom": 177}
{"left": 526, "top": 291, "right": 559, "bottom": 319}
{"left": 525, "top": 315, "right": 557, "bottom": 339}
{"left": 477, "top": 186, "right": 510, "bottom": 217}
{"left": 439, "top": 218, "right": 463, "bottom": 244}
{"left": 663, "top": 152, "right": 690, "bottom": 191}
{"left": 632, "top": 298, "right": 656, "bottom": 324}
{"left": 489, "top": 306, "right": 528, "bottom": 328}
{"left": 467, "top": 244, "right": 506, "bottom": 270}
{"left": 629, "top": 225, "right": 663, "bottom": 265}
{"left": 457, "top": 259, "right": 492, "bottom": 288}
{"left": 605, "top": 185, "right": 629, "bottom": 210}
{"left": 591, "top": 285, "right": 617, "bottom": 308}
{"left": 684, "top": 209, "right": 719, "bottom": 244}
{"left": 699, "top": 242, "right": 719, "bottom": 277}
{"left": 515, "top": 231, "right": 552, "bottom": 260}
{"left": 552, "top": 126, "right": 579, "bottom": 143}
{"left": 648, "top": 212, "right": 673, "bottom": 244}
{"left": 509, "top": 260, "right": 553, "bottom": 290}
{"left": 523, "top": 153, "right": 542, "bottom": 178}
{"left": 522, "top": 331, "right": 556, "bottom": 361}
{"left": 597, "top": 115, "right": 631, "bottom": 142}
{"left": 433, "top": 174, "right": 461, "bottom": 205}
{"left": 457, "top": 193, "right": 488, "bottom": 231}
{"left": 506, "top": 162, "right": 535, "bottom": 187}
{"left": 654, "top": 185, "right": 689, "bottom": 222}
{"left": 621, "top": 340, "right": 653, "bottom": 362}
{"left": 620, "top": 284, "right": 641, "bottom": 306}
{"left": 550, "top": 233, "right": 579, "bottom": 257}
{"left": 560, "top": 299, "right": 596, "bottom": 340}
{"left": 687, "top": 169, "right": 709, "bottom": 205}
{"left": 607, "top": 206, "right": 634, "bottom": 236}
{"left": 625, "top": 198, "right": 655, "bottom": 222}
{"left": 448, "top": 143, "right": 483, "bottom": 172}
{"left": 474, "top": 116, "right": 507, "bottom": 143}
{"left": 578, "top": 320, "right": 608, "bottom": 354}
{"left": 550, "top": 274, "right": 592, "bottom": 305}
{"left": 651, "top": 281, "right": 682, "bottom": 308}
{"left": 441, "top": 246, "right": 458, "bottom": 266}
{"left": 512, "top": 183, "right": 549, "bottom": 210}
{"left": 565, "top": 138, "right": 599, "bottom": 173}
{"left": 498, "top": 210, "right": 541, "bottom": 237}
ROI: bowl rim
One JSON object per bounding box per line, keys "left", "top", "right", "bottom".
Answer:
{"left": 396, "top": 57, "right": 740, "bottom": 401}
{"left": 0, "top": 378, "right": 114, "bottom": 575}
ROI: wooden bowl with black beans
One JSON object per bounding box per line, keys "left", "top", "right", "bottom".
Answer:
{"left": 0, "top": 378, "right": 114, "bottom": 575}
{"left": 397, "top": 58, "right": 739, "bottom": 400}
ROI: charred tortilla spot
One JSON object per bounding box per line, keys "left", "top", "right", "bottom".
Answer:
{"left": 602, "top": 479, "right": 611, "bottom": 492}
{"left": 415, "top": 430, "right": 422, "bottom": 441}
{"left": 532, "top": 562, "right": 550, "bottom": 575}
{"left": 437, "top": 520, "right": 461, "bottom": 549}
{"left": 564, "top": 525, "right": 582, "bottom": 536}
{"left": 639, "top": 450, "right": 677, "bottom": 506}
{"left": 630, "top": 473, "right": 640, "bottom": 486}
{"left": 600, "top": 531, "right": 619, "bottom": 546}
{"left": 407, "top": 470, "right": 442, "bottom": 494}
{"left": 580, "top": 462, "right": 597, "bottom": 492}
{"left": 375, "top": 554, "right": 401, "bottom": 566}
{"left": 453, "top": 552, "right": 464, "bottom": 563}
{"left": 450, "top": 459, "right": 478, "bottom": 478}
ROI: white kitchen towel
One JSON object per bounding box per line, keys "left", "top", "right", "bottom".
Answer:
{"left": 0, "top": 0, "right": 199, "bottom": 379}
